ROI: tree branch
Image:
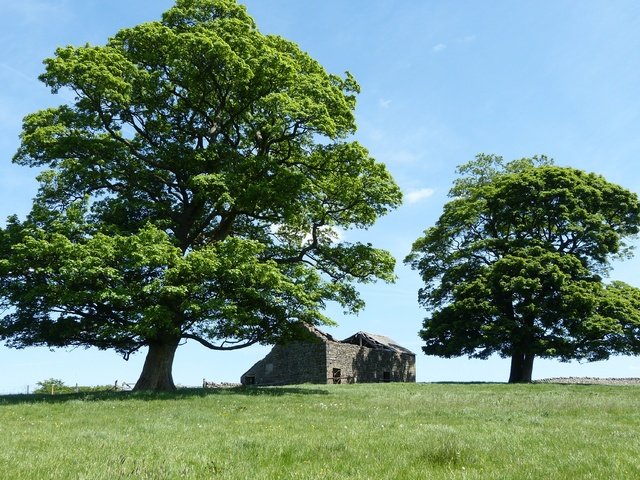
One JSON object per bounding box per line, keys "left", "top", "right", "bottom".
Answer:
{"left": 182, "top": 333, "right": 259, "bottom": 350}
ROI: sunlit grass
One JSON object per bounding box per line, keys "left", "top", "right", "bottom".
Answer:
{"left": 1, "top": 383, "right": 639, "bottom": 479}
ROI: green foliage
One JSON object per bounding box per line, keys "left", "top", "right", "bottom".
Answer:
{"left": 33, "top": 378, "right": 69, "bottom": 394}
{"left": 0, "top": 0, "right": 401, "bottom": 389}
{"left": 1, "top": 383, "right": 640, "bottom": 479}
{"left": 406, "top": 154, "right": 640, "bottom": 381}
{"left": 31, "top": 378, "right": 114, "bottom": 394}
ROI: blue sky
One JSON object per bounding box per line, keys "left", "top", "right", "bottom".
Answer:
{"left": 2, "top": 0, "right": 640, "bottom": 391}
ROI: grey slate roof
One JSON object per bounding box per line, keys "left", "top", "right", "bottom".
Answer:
{"left": 304, "top": 324, "right": 337, "bottom": 343}
{"left": 341, "top": 331, "right": 415, "bottom": 355}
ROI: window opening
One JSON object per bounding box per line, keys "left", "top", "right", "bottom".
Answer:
{"left": 332, "top": 368, "right": 342, "bottom": 384}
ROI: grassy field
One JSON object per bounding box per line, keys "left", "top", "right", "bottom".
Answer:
{"left": 1, "top": 383, "right": 639, "bottom": 479}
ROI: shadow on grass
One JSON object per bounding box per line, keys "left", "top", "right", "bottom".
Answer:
{"left": 0, "top": 385, "right": 330, "bottom": 405}
{"left": 427, "top": 381, "right": 507, "bottom": 385}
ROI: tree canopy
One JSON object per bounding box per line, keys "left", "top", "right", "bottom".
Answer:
{"left": 0, "top": 0, "right": 402, "bottom": 390}
{"left": 405, "top": 154, "right": 640, "bottom": 382}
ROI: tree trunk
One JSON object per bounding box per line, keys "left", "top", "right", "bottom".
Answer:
{"left": 133, "top": 340, "right": 180, "bottom": 391}
{"left": 508, "top": 351, "right": 535, "bottom": 383}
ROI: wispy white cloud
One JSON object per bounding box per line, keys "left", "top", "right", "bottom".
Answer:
{"left": 270, "top": 223, "right": 344, "bottom": 245}
{"left": 432, "top": 43, "right": 447, "bottom": 53}
{"left": 0, "top": 63, "right": 38, "bottom": 84}
{"left": 405, "top": 188, "right": 435, "bottom": 204}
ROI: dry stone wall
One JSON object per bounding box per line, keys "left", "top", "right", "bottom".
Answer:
{"left": 241, "top": 342, "right": 326, "bottom": 386}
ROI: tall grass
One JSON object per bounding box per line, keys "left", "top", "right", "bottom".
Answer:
{"left": 1, "top": 383, "right": 638, "bottom": 479}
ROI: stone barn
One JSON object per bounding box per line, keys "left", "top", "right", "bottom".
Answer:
{"left": 240, "top": 326, "right": 416, "bottom": 386}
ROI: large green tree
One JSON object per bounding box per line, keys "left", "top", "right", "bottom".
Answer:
{"left": 0, "top": 0, "right": 402, "bottom": 391}
{"left": 406, "top": 154, "right": 640, "bottom": 382}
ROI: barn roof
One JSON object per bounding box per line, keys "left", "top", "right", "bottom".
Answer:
{"left": 341, "top": 331, "right": 414, "bottom": 355}
{"left": 304, "top": 324, "right": 337, "bottom": 343}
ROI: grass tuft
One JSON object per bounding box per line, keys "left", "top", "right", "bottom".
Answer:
{"left": 418, "top": 429, "right": 473, "bottom": 468}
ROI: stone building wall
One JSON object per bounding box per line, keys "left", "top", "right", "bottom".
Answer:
{"left": 240, "top": 342, "right": 326, "bottom": 386}
{"left": 240, "top": 336, "right": 416, "bottom": 386}
{"left": 326, "top": 342, "right": 416, "bottom": 383}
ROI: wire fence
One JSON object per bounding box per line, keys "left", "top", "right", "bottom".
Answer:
{"left": 0, "top": 385, "right": 35, "bottom": 395}
{"left": 0, "top": 380, "right": 241, "bottom": 395}
{"left": 0, "top": 381, "right": 136, "bottom": 396}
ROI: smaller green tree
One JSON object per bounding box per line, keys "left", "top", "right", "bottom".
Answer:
{"left": 406, "top": 154, "right": 640, "bottom": 382}
{"left": 34, "top": 378, "right": 69, "bottom": 394}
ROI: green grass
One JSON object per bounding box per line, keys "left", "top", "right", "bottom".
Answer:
{"left": 1, "top": 383, "right": 639, "bottom": 479}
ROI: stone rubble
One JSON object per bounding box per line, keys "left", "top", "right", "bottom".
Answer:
{"left": 535, "top": 377, "right": 640, "bottom": 385}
